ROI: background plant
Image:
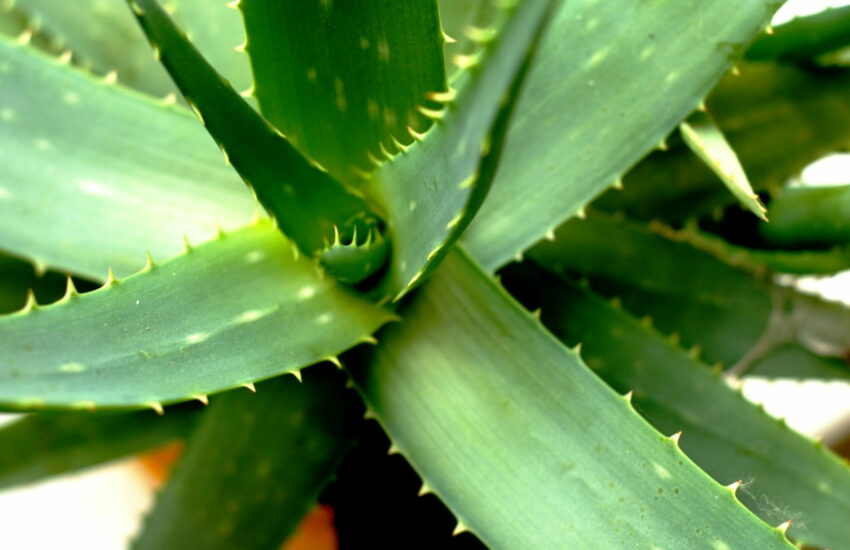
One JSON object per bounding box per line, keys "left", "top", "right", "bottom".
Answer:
{"left": 0, "top": 0, "right": 850, "bottom": 548}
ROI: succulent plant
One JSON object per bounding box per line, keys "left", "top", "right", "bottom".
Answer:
{"left": 1, "top": 0, "right": 850, "bottom": 548}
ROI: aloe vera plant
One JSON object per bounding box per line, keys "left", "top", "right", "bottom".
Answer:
{"left": 3, "top": 0, "right": 850, "bottom": 548}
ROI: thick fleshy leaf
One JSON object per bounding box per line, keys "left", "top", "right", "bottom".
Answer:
{"left": 128, "top": 0, "right": 378, "bottom": 258}
{"left": 0, "top": 221, "right": 394, "bottom": 411}
{"left": 0, "top": 406, "right": 200, "bottom": 490}
{"left": 760, "top": 184, "right": 850, "bottom": 247}
{"left": 528, "top": 212, "right": 850, "bottom": 375}
{"left": 504, "top": 263, "right": 850, "bottom": 550}
{"left": 134, "top": 367, "right": 361, "bottom": 550}
{"left": 751, "top": 344, "right": 850, "bottom": 381}
{"left": 462, "top": 0, "right": 781, "bottom": 271}
{"left": 748, "top": 5, "right": 850, "bottom": 63}
{"left": 351, "top": 249, "right": 793, "bottom": 549}
{"left": 240, "top": 0, "right": 446, "bottom": 184}
{"left": 0, "top": 36, "right": 255, "bottom": 280}
{"left": 13, "top": 0, "right": 251, "bottom": 96}
{"left": 596, "top": 61, "right": 850, "bottom": 223}
{"left": 648, "top": 221, "right": 850, "bottom": 276}
{"left": 368, "top": 0, "right": 556, "bottom": 300}
{"left": 680, "top": 110, "right": 767, "bottom": 220}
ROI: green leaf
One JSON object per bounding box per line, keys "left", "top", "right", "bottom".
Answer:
{"left": 368, "top": 0, "right": 556, "bottom": 300}
{"left": 462, "top": 0, "right": 781, "bottom": 271}
{"left": 134, "top": 367, "right": 361, "bottom": 550}
{"left": 680, "top": 110, "right": 767, "bottom": 220}
{"left": 595, "top": 61, "right": 850, "bottom": 223}
{"left": 0, "top": 36, "right": 255, "bottom": 280}
{"left": 751, "top": 344, "right": 850, "bottom": 381}
{"left": 760, "top": 185, "right": 850, "bottom": 247}
{"left": 0, "top": 221, "right": 394, "bottom": 411}
{"left": 240, "top": 0, "right": 446, "bottom": 184}
{"left": 527, "top": 212, "right": 850, "bottom": 376}
{"left": 748, "top": 5, "right": 850, "bottom": 63}
{"left": 351, "top": 248, "right": 794, "bottom": 549}
{"left": 502, "top": 263, "right": 850, "bottom": 550}
{"left": 12, "top": 0, "right": 173, "bottom": 95}
{"left": 647, "top": 221, "right": 850, "bottom": 276}
{"left": 128, "top": 0, "right": 380, "bottom": 259}
{"left": 0, "top": 406, "right": 200, "bottom": 491}
{"left": 13, "top": 0, "right": 251, "bottom": 97}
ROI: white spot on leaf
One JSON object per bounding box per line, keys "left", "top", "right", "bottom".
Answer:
{"left": 377, "top": 38, "right": 390, "bottom": 61}
{"left": 298, "top": 287, "right": 316, "bottom": 300}
{"left": 78, "top": 179, "right": 115, "bottom": 198}
{"left": 59, "top": 362, "right": 86, "bottom": 373}
{"left": 315, "top": 312, "right": 333, "bottom": 325}
{"left": 367, "top": 99, "right": 379, "bottom": 120}
{"left": 334, "top": 77, "right": 347, "bottom": 111}
{"left": 244, "top": 250, "right": 266, "bottom": 264}
{"left": 185, "top": 332, "right": 209, "bottom": 344}
{"left": 236, "top": 309, "right": 271, "bottom": 323}
{"left": 652, "top": 463, "right": 671, "bottom": 479}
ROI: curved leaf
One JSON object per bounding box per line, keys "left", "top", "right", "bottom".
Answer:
{"left": 0, "top": 36, "right": 255, "bottom": 280}
{"left": 463, "top": 0, "right": 781, "bottom": 271}
{"left": 504, "top": 263, "right": 850, "bottom": 550}
{"left": 351, "top": 249, "right": 794, "bottom": 549}
{"left": 128, "top": 0, "right": 377, "bottom": 258}
{"left": 680, "top": 110, "right": 767, "bottom": 220}
{"left": 0, "top": 221, "right": 394, "bottom": 411}
{"left": 596, "top": 61, "right": 850, "bottom": 223}
{"left": 528, "top": 212, "right": 850, "bottom": 375}
{"left": 368, "top": 0, "right": 556, "bottom": 300}
{"left": 240, "top": 0, "right": 446, "bottom": 184}
{"left": 134, "top": 367, "right": 361, "bottom": 550}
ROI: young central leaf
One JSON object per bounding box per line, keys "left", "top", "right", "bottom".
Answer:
{"left": 239, "top": 0, "right": 447, "bottom": 185}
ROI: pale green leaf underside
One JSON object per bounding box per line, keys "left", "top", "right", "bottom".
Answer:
{"left": 0, "top": 37, "right": 255, "bottom": 280}
{"left": 0, "top": 221, "right": 394, "bottom": 411}
{"left": 504, "top": 265, "right": 850, "bottom": 550}
{"left": 680, "top": 110, "right": 767, "bottom": 221}
{"left": 14, "top": 0, "right": 251, "bottom": 98}
{"left": 241, "top": 0, "right": 446, "bottom": 184}
{"left": 0, "top": 406, "right": 199, "bottom": 490}
{"left": 135, "top": 368, "right": 360, "bottom": 550}
{"left": 353, "top": 249, "right": 792, "bottom": 549}
{"left": 369, "top": 0, "right": 555, "bottom": 300}
{"left": 463, "top": 0, "right": 780, "bottom": 271}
